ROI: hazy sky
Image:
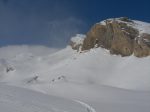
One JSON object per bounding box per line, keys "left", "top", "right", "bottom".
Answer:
{"left": 0, "top": 0, "right": 150, "bottom": 47}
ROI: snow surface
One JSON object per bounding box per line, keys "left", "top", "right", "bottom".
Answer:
{"left": 0, "top": 45, "right": 150, "bottom": 112}
{"left": 133, "top": 20, "right": 150, "bottom": 35}
{"left": 0, "top": 84, "right": 90, "bottom": 112}
{"left": 99, "top": 17, "right": 150, "bottom": 35}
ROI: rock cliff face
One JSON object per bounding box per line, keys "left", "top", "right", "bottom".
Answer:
{"left": 81, "top": 17, "right": 150, "bottom": 57}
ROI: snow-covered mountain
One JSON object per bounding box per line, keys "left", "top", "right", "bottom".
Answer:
{"left": 0, "top": 18, "right": 150, "bottom": 112}
{"left": 0, "top": 44, "right": 150, "bottom": 112}
{"left": 1, "top": 44, "right": 150, "bottom": 90}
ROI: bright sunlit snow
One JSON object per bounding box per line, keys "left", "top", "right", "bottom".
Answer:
{"left": 0, "top": 84, "right": 92, "bottom": 112}
{"left": 0, "top": 44, "right": 150, "bottom": 112}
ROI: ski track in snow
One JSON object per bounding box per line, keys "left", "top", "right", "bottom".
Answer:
{"left": 75, "top": 100, "right": 96, "bottom": 112}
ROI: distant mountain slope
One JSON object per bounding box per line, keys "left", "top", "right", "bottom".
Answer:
{"left": 0, "top": 45, "right": 150, "bottom": 91}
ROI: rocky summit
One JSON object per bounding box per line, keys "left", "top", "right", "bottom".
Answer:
{"left": 71, "top": 17, "right": 150, "bottom": 57}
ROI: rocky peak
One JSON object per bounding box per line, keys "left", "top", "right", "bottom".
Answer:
{"left": 81, "top": 17, "right": 150, "bottom": 57}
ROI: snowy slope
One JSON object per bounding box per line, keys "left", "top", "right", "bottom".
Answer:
{"left": 1, "top": 46, "right": 149, "bottom": 91}
{"left": 0, "top": 84, "right": 92, "bottom": 112}
{"left": 0, "top": 45, "right": 150, "bottom": 112}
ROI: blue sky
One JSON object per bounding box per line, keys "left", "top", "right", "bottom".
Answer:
{"left": 0, "top": 0, "right": 150, "bottom": 47}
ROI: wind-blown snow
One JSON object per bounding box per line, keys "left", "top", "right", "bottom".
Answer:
{"left": 0, "top": 45, "right": 150, "bottom": 112}
{"left": 70, "top": 34, "right": 85, "bottom": 45}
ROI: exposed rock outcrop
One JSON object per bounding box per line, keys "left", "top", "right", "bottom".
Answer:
{"left": 81, "top": 17, "right": 150, "bottom": 57}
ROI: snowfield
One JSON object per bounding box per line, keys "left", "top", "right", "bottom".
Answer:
{"left": 0, "top": 84, "right": 91, "bottom": 112}
{"left": 0, "top": 45, "right": 150, "bottom": 112}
